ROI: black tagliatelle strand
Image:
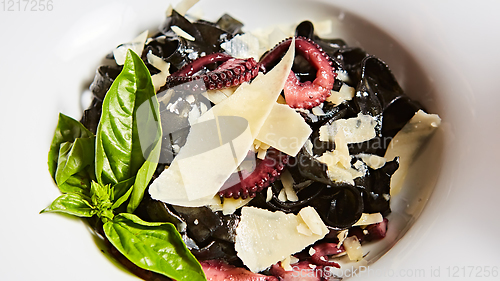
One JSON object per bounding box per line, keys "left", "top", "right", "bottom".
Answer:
{"left": 81, "top": 9, "right": 423, "bottom": 281}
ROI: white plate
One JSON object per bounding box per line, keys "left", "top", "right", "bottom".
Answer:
{"left": 1, "top": 0, "right": 499, "bottom": 280}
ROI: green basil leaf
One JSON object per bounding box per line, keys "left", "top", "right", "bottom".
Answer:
{"left": 41, "top": 193, "right": 96, "bottom": 217}
{"left": 48, "top": 113, "right": 94, "bottom": 180}
{"left": 112, "top": 176, "right": 136, "bottom": 204}
{"left": 90, "top": 181, "right": 113, "bottom": 208}
{"left": 104, "top": 213, "right": 206, "bottom": 281}
{"left": 95, "top": 50, "right": 158, "bottom": 186}
{"left": 112, "top": 183, "right": 134, "bottom": 210}
{"left": 127, "top": 120, "right": 162, "bottom": 213}
{"left": 55, "top": 138, "right": 95, "bottom": 194}
{"left": 90, "top": 181, "right": 115, "bottom": 222}
{"left": 56, "top": 169, "right": 93, "bottom": 195}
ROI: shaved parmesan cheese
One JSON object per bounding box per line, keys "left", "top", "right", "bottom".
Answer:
{"left": 357, "top": 153, "right": 387, "bottom": 170}
{"left": 250, "top": 26, "right": 294, "bottom": 58}
{"left": 208, "top": 195, "right": 254, "bottom": 215}
{"left": 149, "top": 40, "right": 295, "bottom": 207}
{"left": 221, "top": 33, "right": 260, "bottom": 60}
{"left": 281, "top": 256, "right": 293, "bottom": 271}
{"left": 166, "top": 0, "right": 199, "bottom": 16}
{"left": 335, "top": 70, "right": 351, "bottom": 83}
{"left": 281, "top": 170, "right": 298, "bottom": 202}
{"left": 326, "top": 84, "right": 355, "bottom": 105}
{"left": 311, "top": 105, "right": 326, "bottom": 116}
{"left": 337, "top": 230, "right": 348, "bottom": 247}
{"left": 309, "top": 247, "right": 316, "bottom": 256}
{"left": 319, "top": 113, "right": 377, "bottom": 144}
{"left": 385, "top": 110, "right": 441, "bottom": 195}
{"left": 268, "top": 28, "right": 288, "bottom": 52}
{"left": 266, "top": 187, "right": 273, "bottom": 202}
{"left": 317, "top": 130, "right": 364, "bottom": 185}
{"left": 235, "top": 206, "right": 328, "bottom": 272}
{"left": 278, "top": 188, "right": 287, "bottom": 201}
{"left": 304, "top": 139, "right": 314, "bottom": 155}
{"left": 297, "top": 223, "right": 313, "bottom": 236}
{"left": 202, "top": 89, "right": 228, "bottom": 104}
{"left": 344, "top": 236, "right": 363, "bottom": 262}
{"left": 256, "top": 103, "right": 312, "bottom": 157}
{"left": 222, "top": 197, "right": 253, "bottom": 215}
{"left": 297, "top": 207, "right": 327, "bottom": 236}
{"left": 352, "top": 213, "right": 383, "bottom": 226}
{"left": 146, "top": 51, "right": 170, "bottom": 91}
{"left": 113, "top": 30, "right": 148, "bottom": 65}
{"left": 256, "top": 148, "right": 267, "bottom": 160}
{"left": 171, "top": 25, "right": 195, "bottom": 41}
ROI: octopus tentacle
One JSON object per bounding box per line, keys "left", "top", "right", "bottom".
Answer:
{"left": 270, "top": 261, "right": 327, "bottom": 281}
{"left": 310, "top": 243, "right": 344, "bottom": 268}
{"left": 219, "top": 148, "right": 289, "bottom": 199}
{"left": 166, "top": 53, "right": 260, "bottom": 91}
{"left": 201, "top": 260, "right": 279, "bottom": 281}
{"left": 260, "top": 36, "right": 336, "bottom": 109}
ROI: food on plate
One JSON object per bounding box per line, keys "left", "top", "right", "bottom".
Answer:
{"left": 42, "top": 2, "right": 440, "bottom": 280}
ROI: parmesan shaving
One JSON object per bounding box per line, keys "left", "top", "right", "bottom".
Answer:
{"left": 281, "top": 170, "right": 298, "bottom": 202}
{"left": 257, "top": 148, "right": 267, "bottom": 160}
{"left": 203, "top": 89, "right": 228, "bottom": 104}
{"left": 278, "top": 188, "right": 287, "bottom": 201}
{"left": 235, "top": 207, "right": 328, "bottom": 272}
{"left": 113, "top": 30, "right": 148, "bottom": 65}
{"left": 298, "top": 207, "right": 326, "bottom": 236}
{"left": 385, "top": 110, "right": 441, "bottom": 195}
{"left": 352, "top": 213, "right": 383, "bottom": 226}
{"left": 357, "top": 153, "right": 387, "bottom": 170}
{"left": 266, "top": 187, "right": 273, "bottom": 202}
{"left": 171, "top": 25, "right": 195, "bottom": 41}
{"left": 317, "top": 129, "right": 361, "bottom": 185}
{"left": 309, "top": 247, "right": 316, "bottom": 256}
{"left": 297, "top": 223, "right": 313, "bottom": 236}
{"left": 221, "top": 33, "right": 260, "bottom": 60}
{"left": 337, "top": 230, "right": 348, "bottom": 247}
{"left": 319, "top": 113, "right": 377, "bottom": 144}
{"left": 167, "top": 0, "right": 200, "bottom": 16}
{"left": 344, "top": 236, "right": 363, "bottom": 262}
{"left": 326, "top": 84, "right": 355, "bottom": 105}
{"left": 146, "top": 51, "right": 170, "bottom": 92}
{"left": 222, "top": 197, "right": 253, "bottom": 215}
{"left": 281, "top": 256, "right": 293, "bottom": 271}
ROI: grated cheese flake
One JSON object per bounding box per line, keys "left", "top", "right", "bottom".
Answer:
{"left": 171, "top": 25, "right": 195, "bottom": 41}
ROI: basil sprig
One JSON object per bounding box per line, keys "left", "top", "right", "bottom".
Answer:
{"left": 42, "top": 50, "right": 206, "bottom": 281}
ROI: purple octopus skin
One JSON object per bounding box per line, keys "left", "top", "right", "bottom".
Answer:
{"left": 348, "top": 218, "right": 389, "bottom": 243}
{"left": 259, "top": 36, "right": 336, "bottom": 109}
{"left": 166, "top": 53, "right": 260, "bottom": 90}
{"left": 364, "top": 218, "right": 388, "bottom": 241}
{"left": 310, "top": 243, "right": 344, "bottom": 268}
{"left": 270, "top": 261, "right": 332, "bottom": 281}
{"left": 218, "top": 148, "right": 289, "bottom": 199}
{"left": 201, "top": 260, "right": 279, "bottom": 281}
